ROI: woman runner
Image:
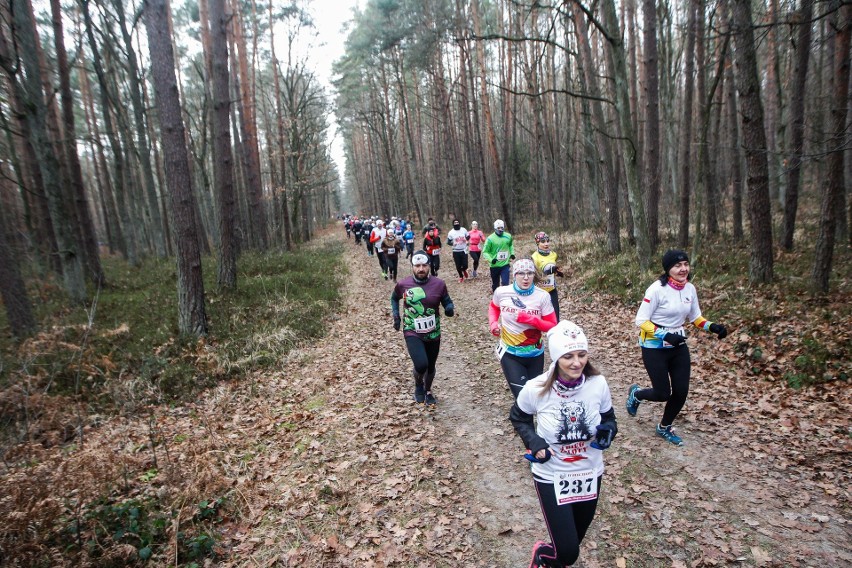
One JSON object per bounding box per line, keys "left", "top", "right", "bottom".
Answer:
{"left": 626, "top": 249, "right": 728, "bottom": 446}
{"left": 489, "top": 258, "right": 557, "bottom": 399}
{"left": 511, "top": 320, "right": 617, "bottom": 567}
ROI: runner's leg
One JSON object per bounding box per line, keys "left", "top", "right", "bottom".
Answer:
{"left": 549, "top": 289, "right": 560, "bottom": 321}
{"left": 533, "top": 477, "right": 601, "bottom": 567}
{"left": 500, "top": 353, "right": 543, "bottom": 399}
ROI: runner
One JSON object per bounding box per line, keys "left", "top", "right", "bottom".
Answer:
{"left": 467, "top": 221, "right": 485, "bottom": 278}
{"left": 370, "top": 219, "right": 388, "bottom": 279}
{"left": 403, "top": 223, "right": 415, "bottom": 259}
{"left": 531, "top": 232, "right": 564, "bottom": 321}
{"left": 510, "top": 320, "right": 618, "bottom": 568}
{"left": 390, "top": 251, "right": 456, "bottom": 406}
{"left": 381, "top": 230, "right": 404, "bottom": 282}
{"left": 421, "top": 217, "right": 441, "bottom": 237}
{"left": 353, "top": 217, "right": 363, "bottom": 245}
{"left": 482, "top": 219, "right": 515, "bottom": 292}
{"left": 344, "top": 216, "right": 352, "bottom": 239}
{"left": 362, "top": 218, "right": 374, "bottom": 256}
{"left": 423, "top": 221, "right": 442, "bottom": 277}
{"left": 446, "top": 219, "right": 470, "bottom": 283}
{"left": 489, "top": 258, "right": 557, "bottom": 399}
{"left": 626, "top": 249, "right": 729, "bottom": 446}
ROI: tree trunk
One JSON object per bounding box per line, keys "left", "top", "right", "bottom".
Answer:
{"left": 812, "top": 3, "right": 850, "bottom": 293}
{"left": 144, "top": 0, "right": 208, "bottom": 335}
{"left": 113, "top": 0, "right": 168, "bottom": 259}
{"left": 782, "top": 0, "right": 814, "bottom": 251}
{"left": 208, "top": 0, "right": 238, "bottom": 289}
{"left": 678, "top": 0, "right": 697, "bottom": 247}
{"left": 730, "top": 0, "right": 774, "bottom": 284}
{"left": 642, "top": 0, "right": 661, "bottom": 250}
{"left": 0, "top": 175, "right": 36, "bottom": 338}
{"left": 5, "top": 0, "right": 87, "bottom": 303}
{"left": 599, "top": 0, "right": 652, "bottom": 271}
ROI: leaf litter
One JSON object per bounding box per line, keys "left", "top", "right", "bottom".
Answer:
{"left": 0, "top": 230, "right": 848, "bottom": 567}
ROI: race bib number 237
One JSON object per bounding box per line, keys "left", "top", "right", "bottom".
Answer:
{"left": 554, "top": 471, "right": 597, "bottom": 505}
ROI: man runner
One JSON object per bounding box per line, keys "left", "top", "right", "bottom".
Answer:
{"left": 391, "top": 251, "right": 456, "bottom": 406}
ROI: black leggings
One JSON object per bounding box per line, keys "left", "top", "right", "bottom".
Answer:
{"left": 405, "top": 336, "right": 440, "bottom": 390}
{"left": 470, "top": 251, "right": 481, "bottom": 271}
{"left": 429, "top": 253, "right": 441, "bottom": 275}
{"left": 637, "top": 346, "right": 691, "bottom": 426}
{"left": 376, "top": 251, "right": 387, "bottom": 272}
{"left": 549, "top": 289, "right": 560, "bottom": 321}
{"left": 500, "top": 352, "right": 544, "bottom": 399}
{"left": 534, "top": 476, "right": 601, "bottom": 567}
{"left": 490, "top": 264, "right": 510, "bottom": 291}
{"left": 452, "top": 251, "right": 468, "bottom": 277}
{"left": 385, "top": 253, "right": 399, "bottom": 279}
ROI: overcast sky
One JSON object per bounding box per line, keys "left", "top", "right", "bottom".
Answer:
{"left": 303, "top": 0, "right": 361, "bottom": 186}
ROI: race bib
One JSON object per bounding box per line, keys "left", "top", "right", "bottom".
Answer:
{"left": 494, "top": 341, "right": 507, "bottom": 361}
{"left": 413, "top": 315, "right": 436, "bottom": 333}
{"left": 543, "top": 274, "right": 555, "bottom": 287}
{"left": 386, "top": 248, "right": 396, "bottom": 254}
{"left": 496, "top": 251, "right": 509, "bottom": 261}
{"left": 432, "top": 249, "right": 441, "bottom": 256}
{"left": 554, "top": 470, "right": 597, "bottom": 505}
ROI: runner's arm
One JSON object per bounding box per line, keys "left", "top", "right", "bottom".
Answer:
{"left": 441, "top": 293, "right": 455, "bottom": 317}
{"left": 509, "top": 402, "right": 549, "bottom": 455}
{"left": 390, "top": 289, "right": 401, "bottom": 318}
{"left": 515, "top": 311, "right": 557, "bottom": 332}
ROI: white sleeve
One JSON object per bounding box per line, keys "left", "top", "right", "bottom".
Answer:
{"left": 635, "top": 283, "right": 658, "bottom": 327}
{"left": 516, "top": 382, "right": 538, "bottom": 415}
{"left": 688, "top": 286, "right": 703, "bottom": 323}
{"left": 599, "top": 380, "right": 613, "bottom": 414}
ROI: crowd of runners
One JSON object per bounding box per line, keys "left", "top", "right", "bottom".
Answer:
{"left": 340, "top": 213, "right": 729, "bottom": 568}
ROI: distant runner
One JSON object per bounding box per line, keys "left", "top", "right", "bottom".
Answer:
{"left": 482, "top": 219, "right": 515, "bottom": 292}
{"left": 531, "top": 232, "right": 564, "bottom": 320}
{"left": 446, "top": 219, "right": 470, "bottom": 283}
{"left": 467, "top": 221, "right": 485, "bottom": 278}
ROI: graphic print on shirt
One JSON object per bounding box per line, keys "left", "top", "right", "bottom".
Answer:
{"left": 403, "top": 287, "right": 439, "bottom": 338}
{"left": 556, "top": 401, "right": 594, "bottom": 444}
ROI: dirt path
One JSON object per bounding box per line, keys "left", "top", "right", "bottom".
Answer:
{"left": 230, "top": 232, "right": 849, "bottom": 567}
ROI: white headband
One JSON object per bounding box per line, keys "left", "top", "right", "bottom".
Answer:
{"left": 412, "top": 253, "right": 429, "bottom": 266}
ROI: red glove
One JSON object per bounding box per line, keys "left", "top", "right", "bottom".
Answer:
{"left": 490, "top": 321, "right": 501, "bottom": 336}
{"left": 516, "top": 311, "right": 557, "bottom": 332}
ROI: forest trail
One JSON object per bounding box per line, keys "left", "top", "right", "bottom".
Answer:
{"left": 221, "top": 230, "right": 849, "bottom": 567}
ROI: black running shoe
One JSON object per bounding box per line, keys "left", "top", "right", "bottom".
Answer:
{"left": 414, "top": 385, "right": 425, "bottom": 403}
{"left": 424, "top": 391, "right": 436, "bottom": 406}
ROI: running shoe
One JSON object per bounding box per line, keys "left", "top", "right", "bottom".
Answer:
{"left": 471, "top": 270, "right": 477, "bottom": 278}
{"left": 463, "top": 269, "right": 469, "bottom": 278}
{"left": 656, "top": 424, "right": 683, "bottom": 446}
{"left": 414, "top": 385, "right": 425, "bottom": 403}
{"left": 383, "top": 272, "right": 388, "bottom": 280}
{"left": 424, "top": 391, "right": 437, "bottom": 406}
{"left": 459, "top": 277, "right": 464, "bottom": 283}
{"left": 528, "top": 540, "right": 555, "bottom": 567}
{"left": 626, "top": 383, "right": 641, "bottom": 416}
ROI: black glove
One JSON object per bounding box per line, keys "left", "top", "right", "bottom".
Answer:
{"left": 709, "top": 322, "right": 727, "bottom": 339}
{"left": 444, "top": 307, "right": 454, "bottom": 317}
{"left": 510, "top": 255, "right": 515, "bottom": 261}
{"left": 555, "top": 268, "right": 564, "bottom": 277}
{"left": 663, "top": 333, "right": 686, "bottom": 347}
{"left": 590, "top": 425, "right": 615, "bottom": 450}
{"left": 393, "top": 316, "right": 401, "bottom": 331}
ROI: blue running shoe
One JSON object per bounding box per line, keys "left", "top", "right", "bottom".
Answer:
{"left": 626, "top": 383, "right": 641, "bottom": 416}
{"left": 656, "top": 424, "right": 683, "bottom": 446}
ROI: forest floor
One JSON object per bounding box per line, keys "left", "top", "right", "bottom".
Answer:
{"left": 207, "top": 231, "right": 850, "bottom": 567}
{"left": 2, "top": 230, "right": 849, "bottom": 567}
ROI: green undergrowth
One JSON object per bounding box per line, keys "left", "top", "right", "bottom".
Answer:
{"left": 0, "top": 241, "right": 346, "bottom": 416}
{"left": 566, "top": 229, "right": 850, "bottom": 388}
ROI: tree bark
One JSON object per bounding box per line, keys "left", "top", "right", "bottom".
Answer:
{"left": 144, "top": 0, "right": 208, "bottom": 335}
{"left": 642, "top": 0, "right": 661, "bottom": 250}
{"left": 812, "top": 3, "right": 850, "bottom": 293}
{"left": 730, "top": 0, "right": 774, "bottom": 284}
{"left": 5, "top": 0, "right": 87, "bottom": 303}
{"left": 781, "top": 0, "right": 814, "bottom": 251}
{"left": 678, "top": 0, "right": 697, "bottom": 247}
{"left": 0, "top": 173, "right": 36, "bottom": 338}
{"left": 208, "top": 0, "right": 238, "bottom": 289}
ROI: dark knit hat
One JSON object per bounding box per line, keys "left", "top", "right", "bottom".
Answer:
{"left": 662, "top": 249, "right": 690, "bottom": 273}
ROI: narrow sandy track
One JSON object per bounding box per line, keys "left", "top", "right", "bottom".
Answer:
{"left": 233, "top": 232, "right": 849, "bottom": 567}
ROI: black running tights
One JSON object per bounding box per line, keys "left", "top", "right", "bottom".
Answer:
{"left": 533, "top": 476, "right": 601, "bottom": 567}
{"left": 405, "top": 336, "right": 440, "bottom": 390}
{"left": 500, "top": 352, "right": 544, "bottom": 399}
{"left": 638, "top": 346, "right": 691, "bottom": 426}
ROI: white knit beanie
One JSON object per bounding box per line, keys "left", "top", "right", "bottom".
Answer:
{"left": 547, "top": 320, "right": 589, "bottom": 361}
